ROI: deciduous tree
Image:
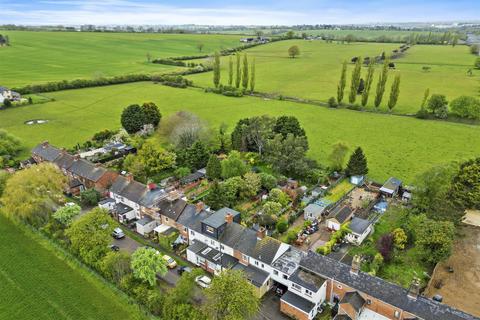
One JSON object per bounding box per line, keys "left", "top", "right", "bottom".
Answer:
{"left": 328, "top": 141, "right": 349, "bottom": 171}
{"left": 288, "top": 45, "right": 300, "bottom": 58}
{"left": 337, "top": 60, "right": 347, "bottom": 103}
{"left": 100, "top": 251, "right": 132, "bottom": 284}
{"left": 374, "top": 58, "right": 390, "bottom": 109}
{"left": 242, "top": 54, "right": 249, "bottom": 90}
{"left": 121, "top": 104, "right": 145, "bottom": 134}
{"left": 0, "top": 163, "right": 66, "bottom": 226}
{"left": 228, "top": 56, "right": 233, "bottom": 86}
{"left": 416, "top": 219, "right": 455, "bottom": 264}
{"left": 266, "top": 133, "right": 310, "bottom": 178}
{"left": 235, "top": 53, "right": 241, "bottom": 88}
{"left": 273, "top": 116, "right": 305, "bottom": 139}
{"left": 387, "top": 74, "right": 401, "bottom": 112}
{"left": 131, "top": 247, "right": 167, "bottom": 287}
{"left": 361, "top": 61, "right": 375, "bottom": 107}
{"left": 141, "top": 102, "right": 161, "bottom": 127}
{"left": 66, "top": 207, "right": 114, "bottom": 266}
{"left": 349, "top": 57, "right": 362, "bottom": 103}
{"left": 221, "top": 151, "right": 249, "bottom": 179}
{"left": 427, "top": 94, "right": 448, "bottom": 119}
{"left": 213, "top": 51, "right": 221, "bottom": 88}
{"left": 206, "top": 155, "right": 222, "bottom": 180}
{"left": 250, "top": 57, "right": 256, "bottom": 92}
{"left": 450, "top": 157, "right": 480, "bottom": 209}
{"left": 53, "top": 204, "right": 81, "bottom": 226}
{"left": 204, "top": 270, "right": 260, "bottom": 320}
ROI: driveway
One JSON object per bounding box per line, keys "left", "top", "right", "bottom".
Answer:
{"left": 253, "top": 290, "right": 291, "bottom": 320}
{"left": 112, "top": 234, "right": 181, "bottom": 286}
{"left": 327, "top": 242, "right": 351, "bottom": 263}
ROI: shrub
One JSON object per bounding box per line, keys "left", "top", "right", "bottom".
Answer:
{"left": 475, "top": 57, "right": 480, "bottom": 69}
{"left": 276, "top": 218, "right": 288, "bottom": 233}
{"left": 328, "top": 97, "right": 338, "bottom": 108}
{"left": 427, "top": 94, "right": 449, "bottom": 119}
{"left": 392, "top": 228, "right": 408, "bottom": 250}
{"left": 2, "top": 99, "right": 12, "bottom": 107}
{"left": 377, "top": 233, "right": 394, "bottom": 262}
{"left": 80, "top": 189, "right": 101, "bottom": 206}
{"left": 450, "top": 96, "right": 480, "bottom": 120}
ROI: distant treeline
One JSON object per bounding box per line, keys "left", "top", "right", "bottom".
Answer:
{"left": 12, "top": 72, "right": 198, "bottom": 94}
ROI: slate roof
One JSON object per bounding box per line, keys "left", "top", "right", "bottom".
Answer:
{"left": 69, "top": 178, "right": 83, "bottom": 188}
{"left": 328, "top": 206, "right": 353, "bottom": 224}
{"left": 177, "top": 205, "right": 208, "bottom": 229}
{"left": 289, "top": 268, "right": 327, "bottom": 292}
{"left": 349, "top": 217, "right": 372, "bottom": 235}
{"left": 218, "top": 223, "right": 283, "bottom": 265}
{"left": 300, "top": 251, "right": 479, "bottom": 320}
{"left": 32, "top": 143, "right": 62, "bottom": 162}
{"left": 137, "top": 216, "right": 153, "bottom": 226}
{"left": 202, "top": 207, "right": 240, "bottom": 229}
{"left": 54, "top": 153, "right": 75, "bottom": 170}
{"left": 99, "top": 198, "right": 115, "bottom": 205}
{"left": 114, "top": 203, "right": 134, "bottom": 215}
{"left": 180, "top": 170, "right": 205, "bottom": 185}
{"left": 340, "top": 291, "right": 366, "bottom": 312}
{"left": 281, "top": 291, "right": 315, "bottom": 313}
{"left": 68, "top": 159, "right": 107, "bottom": 182}
{"left": 158, "top": 198, "right": 188, "bottom": 220}
{"left": 232, "top": 263, "right": 270, "bottom": 287}
{"left": 110, "top": 175, "right": 165, "bottom": 208}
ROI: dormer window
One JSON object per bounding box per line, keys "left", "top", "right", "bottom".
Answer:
{"left": 206, "top": 226, "right": 214, "bottom": 234}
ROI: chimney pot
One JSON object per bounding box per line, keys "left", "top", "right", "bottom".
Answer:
{"left": 126, "top": 173, "right": 134, "bottom": 182}
{"left": 408, "top": 277, "right": 421, "bottom": 299}
{"left": 41, "top": 141, "right": 49, "bottom": 148}
{"left": 257, "top": 227, "right": 266, "bottom": 240}
{"left": 350, "top": 255, "right": 361, "bottom": 275}
{"left": 225, "top": 213, "right": 234, "bottom": 224}
{"left": 196, "top": 201, "right": 205, "bottom": 213}
{"left": 73, "top": 154, "right": 80, "bottom": 161}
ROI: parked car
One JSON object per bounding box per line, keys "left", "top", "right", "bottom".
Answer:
{"left": 274, "top": 283, "right": 288, "bottom": 296}
{"left": 195, "top": 275, "right": 212, "bottom": 288}
{"left": 163, "top": 255, "right": 177, "bottom": 269}
{"left": 112, "top": 227, "right": 125, "bottom": 239}
{"left": 177, "top": 266, "right": 192, "bottom": 276}
{"left": 109, "top": 244, "right": 120, "bottom": 251}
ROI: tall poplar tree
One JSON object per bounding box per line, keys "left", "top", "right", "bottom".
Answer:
{"left": 242, "top": 53, "right": 249, "bottom": 90}
{"left": 349, "top": 57, "right": 362, "bottom": 104}
{"left": 337, "top": 60, "right": 347, "bottom": 104}
{"left": 387, "top": 74, "right": 401, "bottom": 112}
{"left": 235, "top": 53, "right": 241, "bottom": 88}
{"left": 213, "top": 51, "right": 221, "bottom": 88}
{"left": 361, "top": 61, "right": 375, "bottom": 108}
{"left": 228, "top": 56, "right": 233, "bottom": 86}
{"left": 374, "top": 58, "right": 390, "bottom": 109}
{"left": 250, "top": 57, "right": 256, "bottom": 92}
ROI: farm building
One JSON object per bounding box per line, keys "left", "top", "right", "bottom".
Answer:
{"left": 345, "top": 217, "right": 373, "bottom": 245}
{"left": 379, "top": 177, "right": 402, "bottom": 197}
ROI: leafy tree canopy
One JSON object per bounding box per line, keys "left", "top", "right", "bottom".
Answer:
{"left": 53, "top": 204, "right": 81, "bottom": 226}
{"left": 131, "top": 247, "right": 168, "bottom": 287}
{"left": 450, "top": 157, "right": 480, "bottom": 210}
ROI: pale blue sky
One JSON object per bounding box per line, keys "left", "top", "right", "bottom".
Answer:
{"left": 1, "top": 0, "right": 479, "bottom": 25}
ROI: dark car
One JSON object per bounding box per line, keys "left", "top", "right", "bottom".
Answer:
{"left": 109, "top": 244, "right": 120, "bottom": 251}
{"left": 177, "top": 266, "right": 192, "bottom": 276}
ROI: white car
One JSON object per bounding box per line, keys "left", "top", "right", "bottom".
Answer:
{"left": 195, "top": 275, "right": 212, "bottom": 288}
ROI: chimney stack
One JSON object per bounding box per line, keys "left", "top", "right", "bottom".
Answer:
{"left": 60, "top": 148, "right": 67, "bottom": 155}
{"left": 350, "top": 255, "right": 361, "bottom": 275}
{"left": 41, "top": 141, "right": 49, "bottom": 148}
{"left": 126, "top": 173, "right": 134, "bottom": 182}
{"left": 73, "top": 154, "right": 80, "bottom": 161}
{"left": 408, "top": 277, "right": 420, "bottom": 300}
{"left": 196, "top": 201, "right": 205, "bottom": 213}
{"left": 257, "top": 227, "right": 266, "bottom": 240}
{"left": 225, "top": 213, "right": 234, "bottom": 224}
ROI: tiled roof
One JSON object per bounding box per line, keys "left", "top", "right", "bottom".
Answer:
{"left": 53, "top": 153, "right": 75, "bottom": 170}
{"left": 232, "top": 263, "right": 270, "bottom": 287}
{"left": 158, "top": 198, "right": 188, "bottom": 220}
{"left": 32, "top": 143, "right": 62, "bottom": 162}
{"left": 300, "top": 251, "right": 479, "bottom": 320}
{"left": 203, "top": 207, "right": 240, "bottom": 228}
{"left": 110, "top": 175, "right": 165, "bottom": 208}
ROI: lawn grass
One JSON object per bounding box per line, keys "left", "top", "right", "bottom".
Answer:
{"left": 187, "top": 40, "right": 479, "bottom": 114}
{"left": 0, "top": 82, "right": 479, "bottom": 183}
{"left": 349, "top": 207, "right": 431, "bottom": 288}
{"left": 0, "top": 214, "right": 148, "bottom": 320}
{"left": 0, "top": 31, "right": 241, "bottom": 87}
{"left": 324, "top": 180, "right": 355, "bottom": 203}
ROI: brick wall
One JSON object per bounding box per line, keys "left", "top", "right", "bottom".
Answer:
{"left": 280, "top": 299, "right": 309, "bottom": 320}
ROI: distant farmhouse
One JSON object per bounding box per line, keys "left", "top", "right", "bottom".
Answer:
{"left": 0, "top": 86, "right": 21, "bottom": 105}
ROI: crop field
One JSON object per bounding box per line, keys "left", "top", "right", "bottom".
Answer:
{"left": 291, "top": 29, "right": 440, "bottom": 40}
{"left": 1, "top": 82, "right": 479, "bottom": 182}
{"left": 0, "top": 214, "right": 146, "bottom": 320}
{"left": 187, "top": 40, "right": 479, "bottom": 114}
{"left": 0, "top": 31, "right": 241, "bottom": 87}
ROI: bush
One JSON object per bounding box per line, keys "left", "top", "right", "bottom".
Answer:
{"left": 175, "top": 167, "right": 191, "bottom": 178}
{"left": 427, "top": 94, "right": 449, "bottom": 119}
{"left": 328, "top": 97, "right": 338, "bottom": 108}
{"left": 2, "top": 99, "right": 12, "bottom": 107}
{"left": 80, "top": 189, "right": 101, "bottom": 206}
{"left": 450, "top": 96, "right": 480, "bottom": 120}
{"left": 475, "top": 57, "right": 480, "bottom": 69}
{"left": 276, "top": 218, "right": 288, "bottom": 233}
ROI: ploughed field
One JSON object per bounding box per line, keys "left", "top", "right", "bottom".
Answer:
{"left": 0, "top": 214, "right": 146, "bottom": 320}
{"left": 0, "top": 31, "right": 240, "bottom": 87}
{"left": 1, "top": 82, "right": 479, "bottom": 183}
{"left": 186, "top": 40, "right": 480, "bottom": 114}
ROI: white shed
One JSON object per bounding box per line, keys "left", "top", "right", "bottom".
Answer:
{"left": 136, "top": 216, "right": 157, "bottom": 236}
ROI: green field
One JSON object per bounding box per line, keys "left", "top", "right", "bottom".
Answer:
{"left": 290, "top": 29, "right": 440, "bottom": 40}
{"left": 0, "top": 31, "right": 241, "bottom": 87}
{"left": 0, "top": 215, "right": 146, "bottom": 320}
{"left": 1, "top": 82, "right": 479, "bottom": 182}
{"left": 187, "top": 40, "right": 479, "bottom": 114}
